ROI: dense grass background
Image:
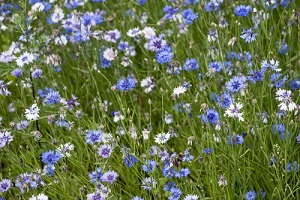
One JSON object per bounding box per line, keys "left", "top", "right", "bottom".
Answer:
{"left": 0, "top": 0, "right": 300, "bottom": 199}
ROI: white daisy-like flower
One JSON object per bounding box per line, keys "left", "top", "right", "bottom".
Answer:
{"left": 269, "top": 59, "right": 281, "bottom": 71}
{"left": 184, "top": 194, "right": 199, "bottom": 200}
{"left": 142, "top": 27, "right": 156, "bottom": 39}
{"left": 51, "top": 6, "right": 64, "bottom": 23}
{"left": 154, "top": 132, "right": 171, "bottom": 144}
{"left": 25, "top": 103, "right": 40, "bottom": 121}
{"left": 275, "top": 89, "right": 296, "bottom": 111}
{"left": 127, "top": 27, "right": 141, "bottom": 37}
{"left": 172, "top": 86, "right": 187, "bottom": 97}
{"left": 103, "top": 48, "right": 118, "bottom": 61}
{"left": 164, "top": 113, "right": 173, "bottom": 124}
{"left": 31, "top": 2, "right": 45, "bottom": 12}
{"left": 29, "top": 193, "right": 48, "bottom": 200}
{"left": 113, "top": 111, "right": 124, "bottom": 122}
{"left": 57, "top": 142, "right": 74, "bottom": 157}
{"left": 16, "top": 52, "right": 35, "bottom": 67}
{"left": 54, "top": 35, "right": 68, "bottom": 45}
{"left": 224, "top": 102, "right": 244, "bottom": 121}
{"left": 140, "top": 77, "right": 155, "bottom": 93}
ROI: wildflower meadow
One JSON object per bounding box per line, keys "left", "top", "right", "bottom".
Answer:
{"left": 1, "top": 0, "right": 300, "bottom": 199}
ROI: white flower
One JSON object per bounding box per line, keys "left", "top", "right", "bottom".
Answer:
{"left": 172, "top": 86, "right": 187, "bottom": 97}
{"left": 184, "top": 194, "right": 199, "bottom": 200}
{"left": 275, "top": 89, "right": 296, "bottom": 111}
{"left": 142, "top": 129, "right": 150, "bottom": 140}
{"left": 103, "top": 48, "right": 118, "bottom": 61}
{"left": 164, "top": 113, "right": 173, "bottom": 124}
{"left": 31, "top": 3, "right": 45, "bottom": 12}
{"left": 51, "top": 6, "right": 64, "bottom": 23}
{"left": 140, "top": 77, "right": 155, "bottom": 93}
{"left": 154, "top": 132, "right": 170, "bottom": 144}
{"left": 113, "top": 111, "right": 124, "bottom": 122}
{"left": 25, "top": 103, "right": 40, "bottom": 121}
{"left": 29, "top": 193, "right": 48, "bottom": 200}
{"left": 142, "top": 27, "right": 156, "bottom": 39}
{"left": 127, "top": 27, "right": 141, "bottom": 37}
{"left": 224, "top": 102, "right": 244, "bottom": 121}
{"left": 54, "top": 35, "right": 68, "bottom": 45}
{"left": 57, "top": 143, "right": 74, "bottom": 157}
{"left": 16, "top": 52, "right": 35, "bottom": 67}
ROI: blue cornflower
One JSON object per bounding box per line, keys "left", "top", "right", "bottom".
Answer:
{"left": 182, "top": 9, "right": 198, "bottom": 24}
{"left": 183, "top": 58, "right": 199, "bottom": 71}
{"left": 169, "top": 187, "right": 182, "bottom": 200}
{"left": 226, "top": 76, "right": 246, "bottom": 93}
{"left": 270, "top": 73, "right": 287, "bottom": 88}
{"left": 41, "top": 150, "right": 62, "bottom": 166}
{"left": 215, "top": 93, "right": 234, "bottom": 108}
{"left": 142, "top": 159, "right": 156, "bottom": 174}
{"left": 44, "top": 91, "right": 61, "bottom": 105}
{"left": 201, "top": 108, "right": 219, "bottom": 125}
{"left": 43, "top": 164, "right": 55, "bottom": 176}
{"left": 296, "top": 133, "right": 300, "bottom": 144}
{"left": 101, "top": 170, "right": 118, "bottom": 183}
{"left": 234, "top": 5, "right": 252, "bottom": 17}
{"left": 288, "top": 78, "right": 300, "bottom": 91}
{"left": 156, "top": 46, "right": 174, "bottom": 64}
{"left": 184, "top": 0, "right": 199, "bottom": 5}
{"left": 164, "top": 182, "right": 176, "bottom": 192}
{"left": 31, "top": 69, "right": 42, "bottom": 79}
{"left": 163, "top": 6, "right": 179, "bottom": 20}
{"left": 247, "top": 68, "right": 265, "bottom": 83}
{"left": 278, "top": 43, "right": 289, "bottom": 55}
{"left": 228, "top": 134, "right": 244, "bottom": 145}
{"left": 89, "top": 167, "right": 102, "bottom": 183}
{"left": 205, "top": 2, "right": 220, "bottom": 12}
{"left": 182, "top": 150, "right": 194, "bottom": 162}
{"left": 245, "top": 190, "right": 256, "bottom": 200}
{"left": 85, "top": 130, "right": 102, "bottom": 144}
{"left": 286, "top": 162, "right": 298, "bottom": 172}
{"left": 148, "top": 36, "right": 167, "bottom": 52}
{"left": 162, "top": 161, "right": 175, "bottom": 178}
{"left": 11, "top": 68, "right": 23, "bottom": 77}
{"left": 271, "top": 124, "right": 290, "bottom": 139}
{"left": 124, "top": 154, "right": 138, "bottom": 167}
{"left": 208, "top": 61, "right": 222, "bottom": 72}
{"left": 116, "top": 76, "right": 137, "bottom": 91}
{"left": 175, "top": 168, "right": 190, "bottom": 178}
{"left": 0, "top": 179, "right": 11, "bottom": 193}
{"left": 240, "top": 27, "right": 258, "bottom": 43}
{"left": 203, "top": 148, "right": 213, "bottom": 154}
{"left": 137, "top": 0, "right": 146, "bottom": 5}
{"left": 118, "top": 41, "right": 129, "bottom": 51}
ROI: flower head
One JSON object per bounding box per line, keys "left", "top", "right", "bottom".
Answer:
{"left": 25, "top": 103, "right": 40, "bottom": 120}
{"left": 224, "top": 102, "right": 244, "bottom": 121}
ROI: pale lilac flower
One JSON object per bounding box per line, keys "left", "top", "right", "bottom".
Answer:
{"left": 0, "top": 131, "right": 13, "bottom": 148}
{"left": 103, "top": 48, "right": 118, "bottom": 61}
{"left": 142, "top": 27, "right": 156, "bottom": 39}
{"left": 0, "top": 80, "right": 11, "bottom": 96}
